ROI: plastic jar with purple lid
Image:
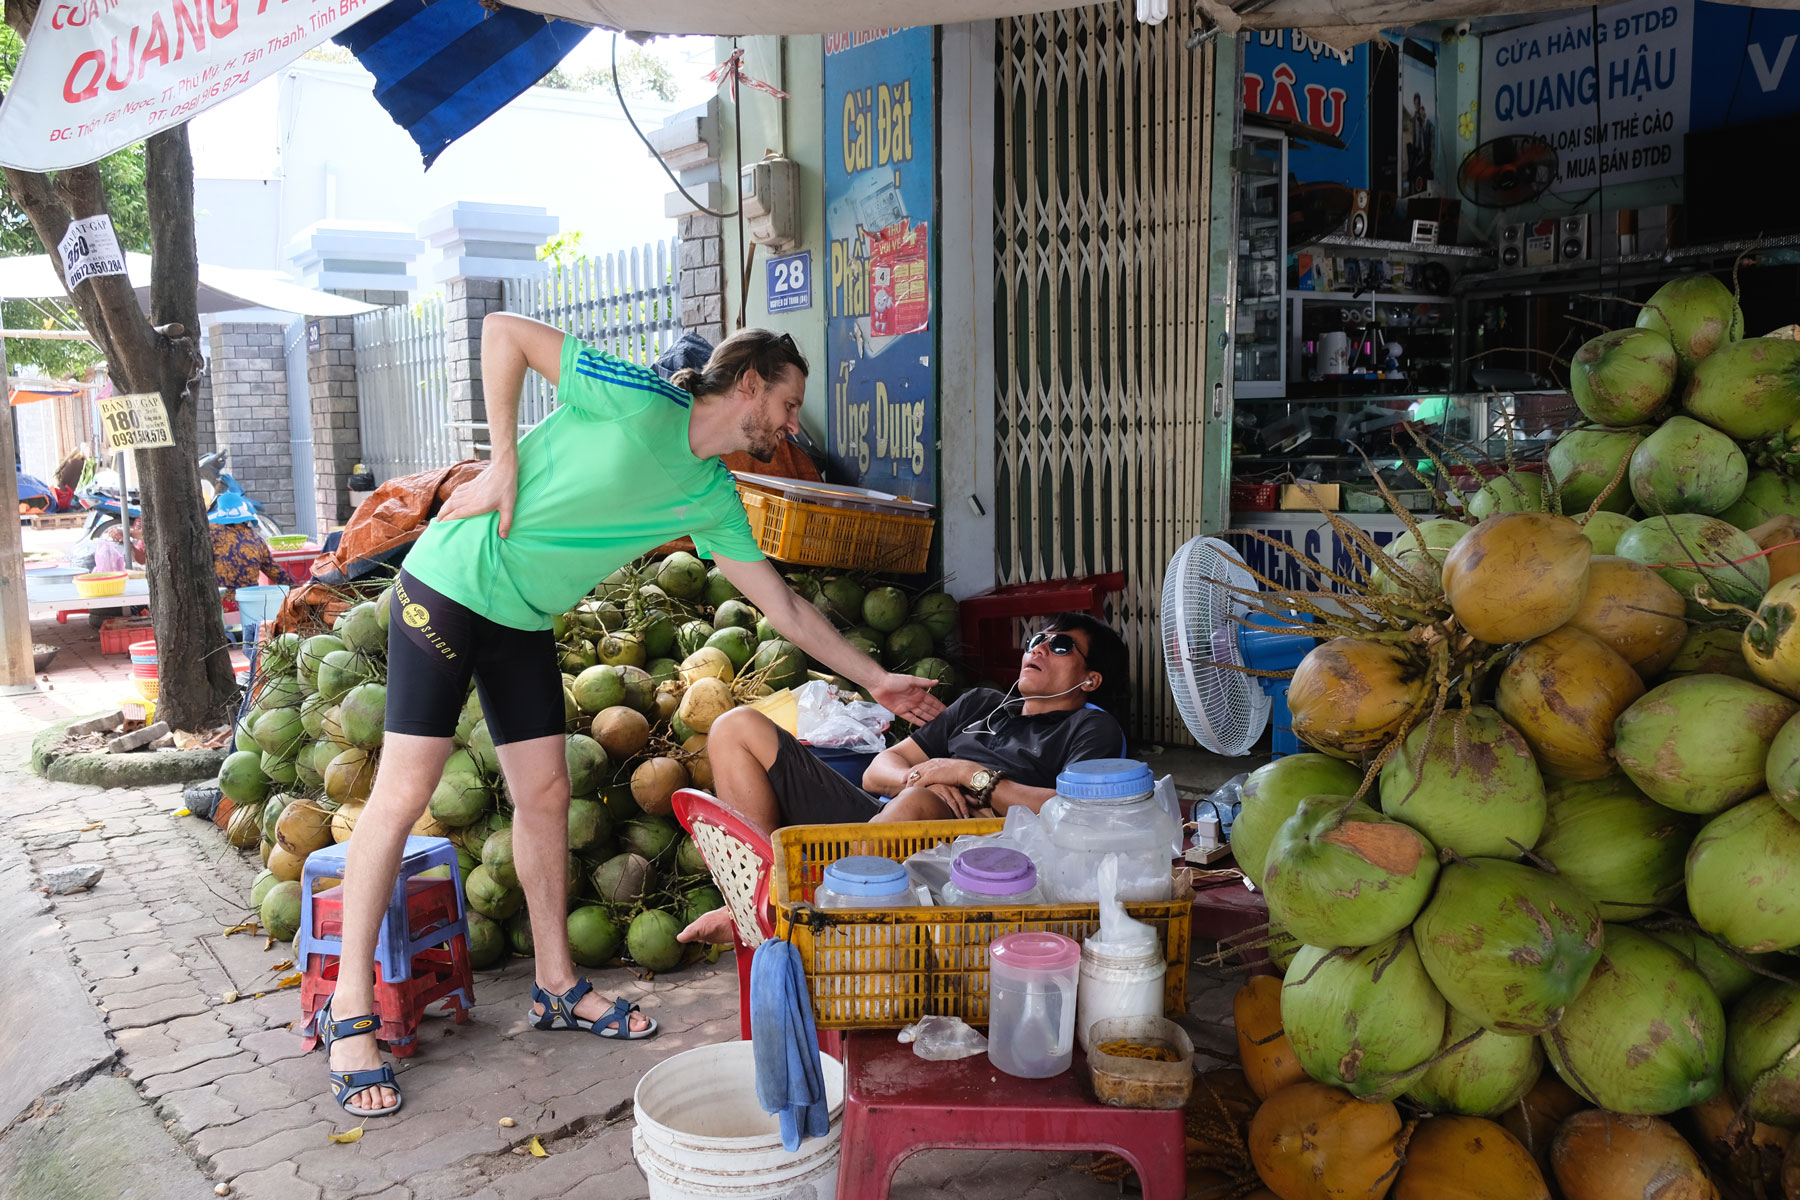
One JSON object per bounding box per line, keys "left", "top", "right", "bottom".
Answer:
{"left": 941, "top": 846, "right": 1046, "bottom": 906}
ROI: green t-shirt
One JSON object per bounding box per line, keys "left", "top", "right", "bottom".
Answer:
{"left": 403, "top": 336, "right": 765, "bottom": 630}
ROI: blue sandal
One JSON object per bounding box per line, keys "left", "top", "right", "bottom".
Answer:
{"left": 317, "top": 995, "right": 404, "bottom": 1118}
{"left": 529, "top": 979, "right": 659, "bottom": 1040}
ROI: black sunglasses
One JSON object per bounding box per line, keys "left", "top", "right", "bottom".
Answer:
{"left": 1026, "top": 631, "right": 1085, "bottom": 659}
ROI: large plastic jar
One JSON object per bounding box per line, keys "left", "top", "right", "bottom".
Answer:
{"left": 814, "top": 856, "right": 913, "bottom": 1020}
{"left": 941, "top": 846, "right": 1046, "bottom": 906}
{"left": 1038, "top": 759, "right": 1177, "bottom": 902}
{"left": 814, "top": 856, "right": 914, "bottom": 909}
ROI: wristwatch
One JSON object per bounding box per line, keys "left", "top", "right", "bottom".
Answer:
{"left": 968, "top": 768, "right": 1002, "bottom": 799}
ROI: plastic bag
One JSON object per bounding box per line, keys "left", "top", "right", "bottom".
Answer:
{"left": 794, "top": 680, "right": 892, "bottom": 754}
{"left": 897, "top": 1015, "right": 989, "bottom": 1060}
{"left": 902, "top": 808, "right": 1056, "bottom": 901}
{"left": 1152, "top": 774, "right": 1185, "bottom": 858}
{"left": 1087, "top": 854, "right": 1160, "bottom": 958}
{"left": 1194, "top": 773, "right": 1247, "bottom": 841}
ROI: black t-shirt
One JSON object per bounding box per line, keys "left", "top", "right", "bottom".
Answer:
{"left": 909, "top": 688, "right": 1126, "bottom": 789}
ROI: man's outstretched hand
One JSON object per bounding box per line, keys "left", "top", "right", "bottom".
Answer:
{"left": 676, "top": 905, "right": 737, "bottom": 946}
{"left": 871, "top": 673, "right": 946, "bottom": 727}
{"left": 435, "top": 459, "right": 519, "bottom": 538}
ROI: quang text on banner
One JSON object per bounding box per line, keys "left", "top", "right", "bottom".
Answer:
{"left": 1478, "top": 0, "right": 1692, "bottom": 191}
{"left": 0, "top": 0, "right": 397, "bottom": 171}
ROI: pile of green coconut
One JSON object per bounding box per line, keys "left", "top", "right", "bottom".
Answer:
{"left": 1226, "top": 273, "right": 1800, "bottom": 1198}
{"left": 213, "top": 551, "right": 960, "bottom": 978}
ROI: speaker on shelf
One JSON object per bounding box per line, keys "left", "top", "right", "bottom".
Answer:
{"left": 1497, "top": 223, "right": 1525, "bottom": 269}
{"left": 1349, "top": 189, "right": 1372, "bottom": 238}
{"left": 1558, "top": 214, "right": 1590, "bottom": 262}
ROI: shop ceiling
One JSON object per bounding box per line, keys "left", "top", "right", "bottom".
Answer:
{"left": 501, "top": 0, "right": 1800, "bottom": 47}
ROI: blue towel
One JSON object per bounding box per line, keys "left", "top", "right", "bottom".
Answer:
{"left": 749, "top": 938, "right": 829, "bottom": 1151}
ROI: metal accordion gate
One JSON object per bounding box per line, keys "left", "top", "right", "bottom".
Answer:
{"left": 992, "top": 6, "right": 1223, "bottom": 745}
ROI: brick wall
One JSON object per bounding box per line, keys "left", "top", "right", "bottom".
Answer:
{"left": 207, "top": 322, "right": 296, "bottom": 532}
{"left": 191, "top": 366, "right": 216, "bottom": 457}
{"left": 307, "top": 316, "right": 361, "bottom": 527}
{"left": 678, "top": 213, "right": 725, "bottom": 345}
{"left": 446, "top": 278, "right": 505, "bottom": 460}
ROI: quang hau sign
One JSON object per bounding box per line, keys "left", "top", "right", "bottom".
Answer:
{"left": 0, "top": 0, "right": 395, "bottom": 170}
{"left": 1479, "top": 1, "right": 1693, "bottom": 191}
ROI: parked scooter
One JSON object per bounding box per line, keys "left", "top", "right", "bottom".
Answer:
{"left": 78, "top": 447, "right": 282, "bottom": 544}
{"left": 199, "top": 449, "right": 282, "bottom": 539}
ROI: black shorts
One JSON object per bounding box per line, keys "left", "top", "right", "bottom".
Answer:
{"left": 767, "top": 728, "right": 883, "bottom": 824}
{"left": 384, "top": 571, "right": 565, "bottom": 746}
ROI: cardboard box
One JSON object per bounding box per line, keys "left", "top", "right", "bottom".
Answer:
{"left": 1280, "top": 482, "right": 1341, "bottom": 511}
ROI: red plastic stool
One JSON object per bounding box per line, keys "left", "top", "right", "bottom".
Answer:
{"left": 300, "top": 947, "right": 473, "bottom": 1058}
{"left": 299, "top": 879, "right": 474, "bottom": 1059}
{"left": 957, "top": 572, "right": 1127, "bottom": 687}
{"left": 834, "top": 1030, "right": 1186, "bottom": 1200}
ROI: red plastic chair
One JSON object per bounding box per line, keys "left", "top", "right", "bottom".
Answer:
{"left": 835, "top": 1030, "right": 1187, "bottom": 1200}
{"left": 671, "top": 789, "right": 777, "bottom": 1042}
{"left": 670, "top": 788, "right": 843, "bottom": 1058}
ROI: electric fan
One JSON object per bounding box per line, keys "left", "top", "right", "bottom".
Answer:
{"left": 1160, "top": 536, "right": 1314, "bottom": 756}
{"left": 1456, "top": 135, "right": 1559, "bottom": 209}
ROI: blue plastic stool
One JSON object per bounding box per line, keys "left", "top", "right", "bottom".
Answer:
{"left": 298, "top": 836, "right": 466, "bottom": 984}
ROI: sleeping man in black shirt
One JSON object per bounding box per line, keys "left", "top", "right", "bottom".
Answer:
{"left": 677, "top": 612, "right": 1130, "bottom": 942}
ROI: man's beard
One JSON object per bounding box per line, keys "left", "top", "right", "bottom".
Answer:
{"left": 741, "top": 415, "right": 784, "bottom": 460}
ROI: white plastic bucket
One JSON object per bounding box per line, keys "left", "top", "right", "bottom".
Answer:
{"left": 632, "top": 1040, "right": 846, "bottom": 1200}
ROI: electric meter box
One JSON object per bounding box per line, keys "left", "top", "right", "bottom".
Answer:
{"left": 740, "top": 154, "right": 800, "bottom": 250}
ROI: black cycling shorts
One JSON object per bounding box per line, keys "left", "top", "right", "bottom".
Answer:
{"left": 384, "top": 571, "right": 565, "bottom": 746}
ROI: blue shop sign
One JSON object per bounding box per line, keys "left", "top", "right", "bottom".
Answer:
{"left": 766, "top": 251, "right": 812, "bottom": 313}
{"left": 1244, "top": 31, "right": 1371, "bottom": 189}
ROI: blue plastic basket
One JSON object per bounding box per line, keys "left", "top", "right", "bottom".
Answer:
{"left": 805, "top": 744, "right": 877, "bottom": 787}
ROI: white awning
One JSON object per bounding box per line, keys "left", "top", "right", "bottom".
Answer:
{"left": 0, "top": 254, "right": 382, "bottom": 317}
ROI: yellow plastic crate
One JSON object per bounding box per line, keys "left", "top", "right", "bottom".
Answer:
{"left": 772, "top": 820, "right": 1191, "bottom": 1030}
{"left": 738, "top": 483, "right": 934, "bottom": 574}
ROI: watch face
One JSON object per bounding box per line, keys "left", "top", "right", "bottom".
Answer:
{"left": 971, "top": 770, "right": 994, "bottom": 791}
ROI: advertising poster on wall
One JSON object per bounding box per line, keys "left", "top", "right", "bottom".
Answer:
{"left": 1478, "top": 0, "right": 1693, "bottom": 191}
{"left": 1400, "top": 41, "right": 1439, "bottom": 197}
{"left": 1243, "top": 30, "right": 1371, "bottom": 189}
{"left": 823, "top": 26, "right": 937, "bottom": 502}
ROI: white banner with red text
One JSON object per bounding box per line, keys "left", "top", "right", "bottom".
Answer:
{"left": 0, "top": 0, "right": 395, "bottom": 171}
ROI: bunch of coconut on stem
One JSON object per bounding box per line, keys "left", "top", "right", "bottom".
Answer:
{"left": 1202, "top": 274, "right": 1800, "bottom": 1192}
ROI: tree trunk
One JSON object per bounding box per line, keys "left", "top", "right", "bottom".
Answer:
{"left": 137, "top": 127, "right": 238, "bottom": 731}
{"left": 1, "top": 12, "right": 238, "bottom": 728}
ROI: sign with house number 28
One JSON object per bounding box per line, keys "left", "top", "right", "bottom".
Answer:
{"left": 766, "top": 251, "right": 812, "bottom": 313}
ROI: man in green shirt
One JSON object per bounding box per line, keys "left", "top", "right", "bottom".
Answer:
{"left": 319, "top": 315, "right": 944, "bottom": 1118}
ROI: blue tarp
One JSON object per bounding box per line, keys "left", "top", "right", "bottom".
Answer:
{"left": 336, "top": 0, "right": 588, "bottom": 168}
{"left": 17, "top": 472, "right": 57, "bottom": 511}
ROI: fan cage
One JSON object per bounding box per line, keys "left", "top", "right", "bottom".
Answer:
{"left": 1160, "top": 536, "right": 1271, "bottom": 756}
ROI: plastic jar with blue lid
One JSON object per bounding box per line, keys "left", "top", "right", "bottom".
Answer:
{"left": 815, "top": 855, "right": 915, "bottom": 909}
{"left": 1039, "top": 759, "right": 1177, "bottom": 902}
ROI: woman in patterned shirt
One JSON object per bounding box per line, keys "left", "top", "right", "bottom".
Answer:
{"left": 208, "top": 493, "right": 291, "bottom": 589}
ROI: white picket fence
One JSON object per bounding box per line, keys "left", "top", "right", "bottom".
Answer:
{"left": 504, "top": 238, "right": 683, "bottom": 427}
{"left": 350, "top": 239, "right": 683, "bottom": 479}
{"left": 351, "top": 298, "right": 456, "bottom": 483}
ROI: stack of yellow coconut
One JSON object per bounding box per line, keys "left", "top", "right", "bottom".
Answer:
{"left": 1219, "top": 273, "right": 1800, "bottom": 1199}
